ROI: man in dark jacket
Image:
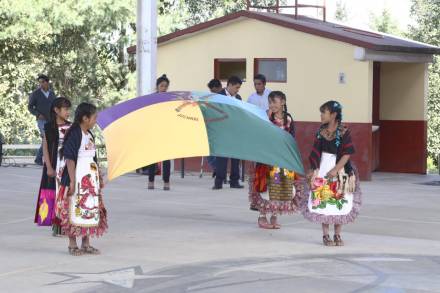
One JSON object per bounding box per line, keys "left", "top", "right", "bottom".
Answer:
{"left": 28, "top": 74, "right": 56, "bottom": 165}
{"left": 213, "top": 76, "right": 244, "bottom": 190}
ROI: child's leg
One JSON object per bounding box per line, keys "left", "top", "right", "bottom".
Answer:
{"left": 162, "top": 160, "right": 171, "bottom": 183}
{"left": 270, "top": 212, "right": 281, "bottom": 229}
{"left": 81, "top": 235, "right": 100, "bottom": 255}
{"left": 147, "top": 164, "right": 156, "bottom": 189}
{"left": 334, "top": 224, "right": 344, "bottom": 246}
{"left": 334, "top": 224, "right": 342, "bottom": 235}
{"left": 258, "top": 212, "right": 272, "bottom": 229}
{"left": 163, "top": 161, "right": 171, "bottom": 190}
{"left": 68, "top": 236, "right": 83, "bottom": 256}
{"left": 322, "top": 223, "right": 330, "bottom": 235}
{"left": 322, "top": 224, "right": 335, "bottom": 246}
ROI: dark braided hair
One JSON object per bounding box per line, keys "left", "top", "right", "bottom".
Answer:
{"left": 49, "top": 97, "right": 71, "bottom": 129}
{"left": 268, "top": 91, "right": 290, "bottom": 128}
{"left": 318, "top": 100, "right": 344, "bottom": 147}
{"left": 60, "top": 102, "right": 97, "bottom": 158}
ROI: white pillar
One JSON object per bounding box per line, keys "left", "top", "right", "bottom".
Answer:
{"left": 136, "top": 0, "right": 157, "bottom": 96}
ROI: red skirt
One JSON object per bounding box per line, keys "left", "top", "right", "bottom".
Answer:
{"left": 59, "top": 185, "right": 108, "bottom": 237}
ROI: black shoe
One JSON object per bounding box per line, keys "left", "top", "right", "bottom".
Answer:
{"left": 230, "top": 183, "right": 244, "bottom": 189}
{"left": 212, "top": 185, "right": 223, "bottom": 190}
{"left": 34, "top": 159, "right": 43, "bottom": 166}
{"left": 249, "top": 205, "right": 259, "bottom": 211}
{"left": 212, "top": 172, "right": 216, "bottom": 178}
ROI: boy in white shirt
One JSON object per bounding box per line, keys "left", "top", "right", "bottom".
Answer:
{"left": 247, "top": 74, "right": 271, "bottom": 111}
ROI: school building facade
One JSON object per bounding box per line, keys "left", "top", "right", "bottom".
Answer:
{"left": 128, "top": 10, "right": 440, "bottom": 180}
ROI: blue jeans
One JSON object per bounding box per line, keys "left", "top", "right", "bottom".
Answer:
{"left": 35, "top": 119, "right": 46, "bottom": 164}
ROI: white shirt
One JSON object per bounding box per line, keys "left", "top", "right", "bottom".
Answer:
{"left": 225, "top": 88, "right": 235, "bottom": 98}
{"left": 40, "top": 88, "right": 50, "bottom": 98}
{"left": 247, "top": 88, "right": 271, "bottom": 111}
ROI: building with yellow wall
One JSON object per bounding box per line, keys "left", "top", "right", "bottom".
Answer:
{"left": 128, "top": 10, "right": 440, "bottom": 180}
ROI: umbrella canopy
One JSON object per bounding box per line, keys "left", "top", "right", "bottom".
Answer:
{"left": 97, "top": 91, "right": 304, "bottom": 180}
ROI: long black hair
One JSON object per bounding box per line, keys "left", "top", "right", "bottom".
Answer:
{"left": 318, "top": 100, "right": 344, "bottom": 147}
{"left": 156, "top": 74, "right": 170, "bottom": 87}
{"left": 268, "top": 91, "right": 291, "bottom": 128}
{"left": 49, "top": 97, "right": 71, "bottom": 128}
{"left": 60, "top": 102, "right": 97, "bottom": 158}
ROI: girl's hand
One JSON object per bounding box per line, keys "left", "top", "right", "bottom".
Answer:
{"left": 326, "top": 168, "right": 338, "bottom": 178}
{"left": 67, "top": 182, "right": 75, "bottom": 197}
{"left": 47, "top": 168, "right": 56, "bottom": 178}
{"left": 306, "top": 170, "right": 315, "bottom": 185}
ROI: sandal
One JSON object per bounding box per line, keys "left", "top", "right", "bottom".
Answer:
{"left": 334, "top": 234, "right": 344, "bottom": 246}
{"left": 68, "top": 246, "right": 84, "bottom": 256}
{"left": 82, "top": 245, "right": 101, "bottom": 255}
{"left": 258, "top": 215, "right": 274, "bottom": 229}
{"left": 270, "top": 215, "right": 281, "bottom": 229}
{"left": 148, "top": 182, "right": 154, "bottom": 190}
{"left": 323, "top": 235, "right": 335, "bottom": 246}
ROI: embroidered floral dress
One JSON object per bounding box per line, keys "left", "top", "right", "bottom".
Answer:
{"left": 35, "top": 122, "right": 70, "bottom": 231}
{"left": 248, "top": 115, "right": 306, "bottom": 215}
{"left": 59, "top": 127, "right": 107, "bottom": 237}
{"left": 300, "top": 125, "right": 362, "bottom": 224}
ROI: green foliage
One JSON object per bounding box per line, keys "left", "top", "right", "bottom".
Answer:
{"left": 335, "top": 0, "right": 348, "bottom": 22}
{"left": 0, "top": 0, "right": 137, "bottom": 144}
{"left": 157, "top": 0, "right": 287, "bottom": 35}
{"left": 409, "top": 0, "right": 440, "bottom": 166}
{"left": 0, "top": 0, "right": 289, "bottom": 145}
{"left": 369, "top": 8, "right": 402, "bottom": 35}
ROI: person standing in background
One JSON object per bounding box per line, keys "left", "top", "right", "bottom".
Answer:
{"left": 247, "top": 74, "right": 271, "bottom": 111}
{"left": 213, "top": 76, "right": 244, "bottom": 190}
{"left": 247, "top": 74, "right": 271, "bottom": 210}
{"left": 207, "top": 79, "right": 223, "bottom": 94}
{"left": 28, "top": 74, "right": 56, "bottom": 165}
{"left": 206, "top": 79, "right": 223, "bottom": 177}
{"left": 147, "top": 74, "right": 172, "bottom": 191}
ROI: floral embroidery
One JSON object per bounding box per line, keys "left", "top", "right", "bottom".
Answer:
{"left": 311, "top": 177, "right": 348, "bottom": 210}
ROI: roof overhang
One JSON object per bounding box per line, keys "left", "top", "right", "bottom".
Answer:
{"left": 354, "top": 47, "right": 434, "bottom": 63}
{"left": 127, "top": 10, "right": 440, "bottom": 56}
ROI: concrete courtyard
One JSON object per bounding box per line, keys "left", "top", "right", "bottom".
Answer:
{"left": 1, "top": 165, "right": 440, "bottom": 292}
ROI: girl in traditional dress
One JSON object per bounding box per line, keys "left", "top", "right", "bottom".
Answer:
{"left": 302, "top": 101, "right": 362, "bottom": 246}
{"left": 249, "top": 91, "right": 305, "bottom": 229}
{"left": 34, "top": 97, "right": 71, "bottom": 237}
{"left": 59, "top": 103, "right": 107, "bottom": 256}
{"left": 147, "top": 74, "right": 171, "bottom": 190}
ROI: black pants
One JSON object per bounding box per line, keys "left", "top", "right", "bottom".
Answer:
{"left": 147, "top": 160, "right": 171, "bottom": 183}
{"left": 214, "top": 157, "right": 240, "bottom": 187}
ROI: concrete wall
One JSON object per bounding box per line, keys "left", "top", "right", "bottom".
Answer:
{"left": 156, "top": 18, "right": 428, "bottom": 178}
{"left": 157, "top": 18, "right": 373, "bottom": 123}
{"left": 380, "top": 63, "right": 428, "bottom": 121}
{"left": 378, "top": 62, "right": 428, "bottom": 174}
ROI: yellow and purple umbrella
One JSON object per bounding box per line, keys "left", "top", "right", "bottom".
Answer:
{"left": 97, "top": 91, "right": 304, "bottom": 180}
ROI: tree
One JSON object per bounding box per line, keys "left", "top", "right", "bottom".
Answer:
{"left": 369, "top": 8, "right": 401, "bottom": 35}
{"left": 409, "top": 0, "right": 440, "bottom": 166}
{"left": 335, "top": 0, "right": 348, "bottom": 22}
{"left": 157, "top": 0, "right": 287, "bottom": 35}
{"left": 0, "top": 0, "right": 137, "bottom": 144}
